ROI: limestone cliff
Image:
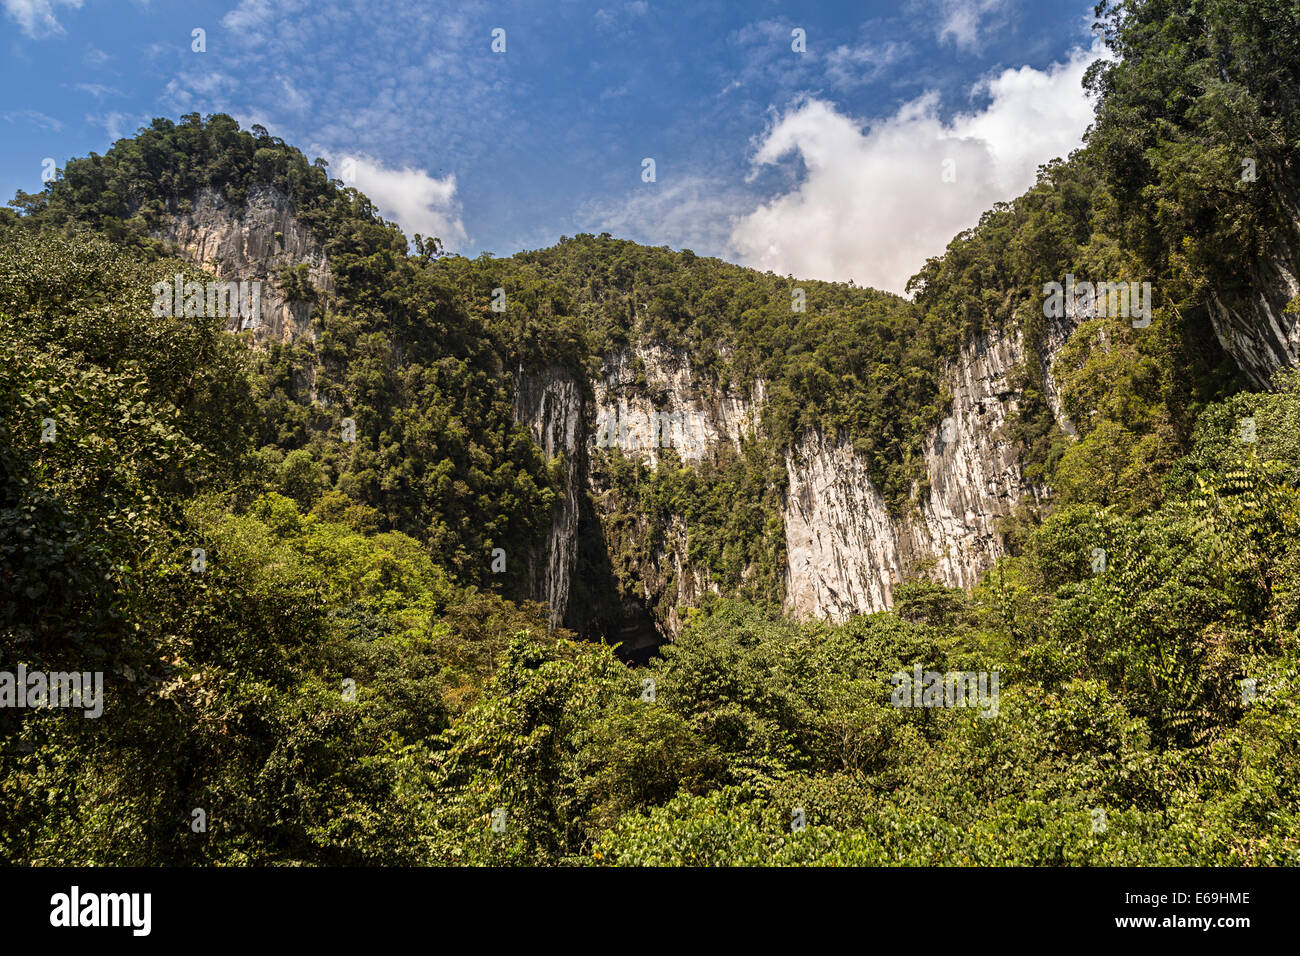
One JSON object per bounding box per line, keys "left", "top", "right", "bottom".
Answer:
{"left": 149, "top": 185, "right": 1071, "bottom": 639}
{"left": 515, "top": 329, "right": 1052, "bottom": 636}
{"left": 152, "top": 186, "right": 1300, "bottom": 647}
{"left": 592, "top": 345, "right": 762, "bottom": 466}
{"left": 784, "top": 324, "right": 1044, "bottom": 621}
{"left": 511, "top": 365, "right": 584, "bottom": 630}
{"left": 512, "top": 345, "right": 762, "bottom": 640}
{"left": 154, "top": 184, "right": 333, "bottom": 344}
{"left": 1206, "top": 226, "right": 1300, "bottom": 388}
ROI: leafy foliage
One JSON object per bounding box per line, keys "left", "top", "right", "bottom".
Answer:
{"left": 5, "top": 0, "right": 1300, "bottom": 866}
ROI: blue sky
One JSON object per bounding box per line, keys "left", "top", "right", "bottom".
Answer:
{"left": 2, "top": 0, "right": 1103, "bottom": 293}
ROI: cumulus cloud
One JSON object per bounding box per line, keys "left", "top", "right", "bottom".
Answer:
{"left": 327, "top": 152, "right": 469, "bottom": 250}
{"left": 729, "top": 41, "right": 1103, "bottom": 294}
{"left": 2, "top": 0, "right": 82, "bottom": 37}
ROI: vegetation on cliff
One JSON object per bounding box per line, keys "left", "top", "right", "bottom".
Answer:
{"left": 3, "top": 0, "right": 1299, "bottom": 866}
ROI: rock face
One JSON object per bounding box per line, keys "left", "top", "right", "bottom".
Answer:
{"left": 592, "top": 345, "right": 762, "bottom": 465}
{"left": 146, "top": 185, "right": 1087, "bottom": 639}
{"left": 150, "top": 186, "right": 1299, "bottom": 638}
{"left": 784, "top": 325, "right": 1041, "bottom": 621}
{"left": 512, "top": 345, "right": 762, "bottom": 634}
{"left": 783, "top": 438, "right": 899, "bottom": 618}
{"left": 516, "top": 330, "right": 1054, "bottom": 634}
{"left": 512, "top": 365, "right": 584, "bottom": 629}
{"left": 148, "top": 185, "right": 1078, "bottom": 638}
{"left": 1206, "top": 228, "right": 1300, "bottom": 388}
{"left": 514, "top": 329, "right": 1072, "bottom": 634}
{"left": 591, "top": 346, "right": 764, "bottom": 641}
{"left": 917, "top": 327, "right": 1043, "bottom": 590}
{"left": 154, "top": 185, "right": 333, "bottom": 344}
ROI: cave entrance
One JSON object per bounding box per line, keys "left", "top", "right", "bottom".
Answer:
{"left": 565, "top": 494, "right": 670, "bottom": 665}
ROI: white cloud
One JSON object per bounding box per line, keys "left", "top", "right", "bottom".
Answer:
{"left": 930, "top": 0, "right": 1011, "bottom": 52}
{"left": 72, "top": 82, "right": 122, "bottom": 98}
{"left": 594, "top": 1, "right": 649, "bottom": 37}
{"left": 230, "top": 109, "right": 277, "bottom": 136}
{"left": 729, "top": 42, "right": 1103, "bottom": 295}
{"left": 161, "top": 71, "right": 238, "bottom": 110}
{"left": 221, "top": 0, "right": 303, "bottom": 32}
{"left": 276, "top": 74, "right": 310, "bottom": 114}
{"left": 87, "top": 110, "right": 138, "bottom": 142}
{"left": 2, "top": 0, "right": 82, "bottom": 37}
{"left": 161, "top": 0, "right": 504, "bottom": 180}
{"left": 327, "top": 152, "right": 469, "bottom": 250}
{"left": 2, "top": 108, "right": 63, "bottom": 131}
{"left": 824, "top": 40, "right": 909, "bottom": 90}
{"left": 576, "top": 175, "right": 745, "bottom": 257}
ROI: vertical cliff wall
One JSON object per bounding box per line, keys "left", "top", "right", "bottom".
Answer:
{"left": 592, "top": 345, "right": 765, "bottom": 642}
{"left": 144, "top": 185, "right": 1084, "bottom": 644}
{"left": 592, "top": 345, "right": 762, "bottom": 465}
{"left": 512, "top": 345, "right": 764, "bottom": 640}
{"left": 147, "top": 184, "right": 1087, "bottom": 640}
{"left": 783, "top": 437, "right": 900, "bottom": 618}
{"left": 511, "top": 365, "right": 584, "bottom": 629}
{"left": 154, "top": 184, "right": 333, "bottom": 344}
{"left": 1206, "top": 225, "right": 1300, "bottom": 388}
{"left": 513, "top": 322, "right": 1080, "bottom": 638}
{"left": 783, "top": 325, "right": 1044, "bottom": 621}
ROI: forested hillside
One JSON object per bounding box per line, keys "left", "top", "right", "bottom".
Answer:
{"left": 2, "top": 0, "right": 1299, "bottom": 865}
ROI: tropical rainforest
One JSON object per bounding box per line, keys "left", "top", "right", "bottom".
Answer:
{"left": 2, "top": 0, "right": 1299, "bottom": 865}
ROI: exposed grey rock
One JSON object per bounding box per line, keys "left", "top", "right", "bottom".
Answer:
{"left": 513, "top": 345, "right": 762, "bottom": 635}
{"left": 511, "top": 365, "right": 584, "bottom": 629}
{"left": 592, "top": 344, "right": 762, "bottom": 464}
{"left": 154, "top": 186, "right": 1300, "bottom": 636}
{"left": 153, "top": 184, "right": 333, "bottom": 344}
{"left": 1206, "top": 227, "right": 1300, "bottom": 388}
{"left": 783, "top": 437, "right": 900, "bottom": 619}
{"left": 783, "top": 325, "right": 1043, "bottom": 620}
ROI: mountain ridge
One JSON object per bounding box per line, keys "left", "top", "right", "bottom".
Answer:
{"left": 6, "top": 94, "right": 1291, "bottom": 648}
{"left": 5, "top": 0, "right": 1300, "bottom": 865}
